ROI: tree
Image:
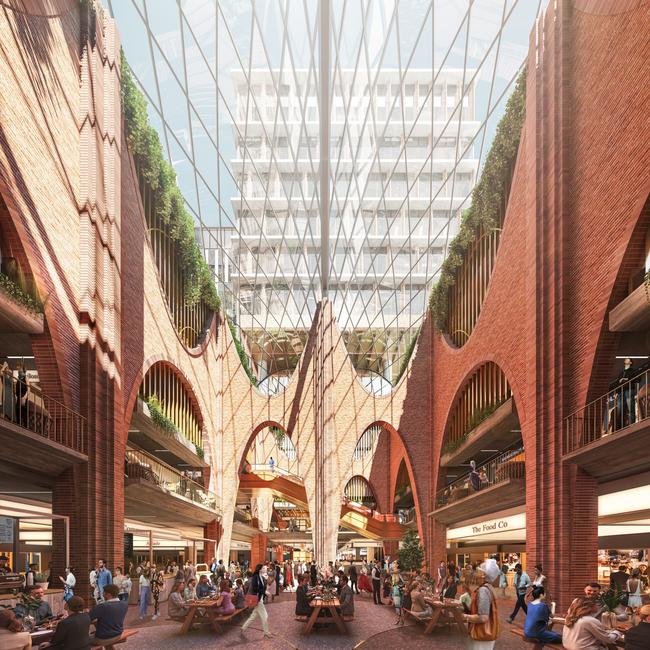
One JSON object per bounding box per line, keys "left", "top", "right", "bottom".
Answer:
{"left": 397, "top": 529, "right": 424, "bottom": 572}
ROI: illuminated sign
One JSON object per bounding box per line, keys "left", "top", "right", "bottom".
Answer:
{"left": 447, "top": 513, "right": 526, "bottom": 541}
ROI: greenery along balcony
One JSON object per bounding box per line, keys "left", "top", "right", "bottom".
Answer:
{"left": 0, "top": 262, "right": 43, "bottom": 334}
{"left": 124, "top": 446, "right": 221, "bottom": 526}
{"left": 120, "top": 52, "right": 219, "bottom": 348}
{"left": 429, "top": 71, "right": 526, "bottom": 347}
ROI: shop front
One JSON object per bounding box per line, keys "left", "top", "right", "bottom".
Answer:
{"left": 446, "top": 508, "right": 526, "bottom": 580}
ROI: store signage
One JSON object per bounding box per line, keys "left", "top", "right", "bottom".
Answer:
{"left": 0, "top": 517, "right": 14, "bottom": 544}
{"left": 123, "top": 533, "right": 134, "bottom": 558}
{"left": 447, "top": 513, "right": 526, "bottom": 541}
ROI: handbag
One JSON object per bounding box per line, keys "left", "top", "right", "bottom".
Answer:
{"left": 468, "top": 584, "right": 500, "bottom": 641}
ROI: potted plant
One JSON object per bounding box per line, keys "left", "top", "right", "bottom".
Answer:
{"left": 34, "top": 572, "right": 49, "bottom": 589}
{"left": 598, "top": 586, "right": 626, "bottom": 629}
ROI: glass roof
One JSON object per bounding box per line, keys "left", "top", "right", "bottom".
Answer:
{"left": 110, "top": 0, "right": 543, "bottom": 394}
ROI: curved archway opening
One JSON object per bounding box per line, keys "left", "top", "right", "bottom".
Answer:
{"left": 343, "top": 475, "right": 378, "bottom": 510}
{"left": 434, "top": 362, "right": 525, "bottom": 574}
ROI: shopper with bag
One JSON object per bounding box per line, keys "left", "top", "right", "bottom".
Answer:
{"left": 241, "top": 564, "right": 272, "bottom": 639}
{"left": 464, "top": 558, "right": 501, "bottom": 650}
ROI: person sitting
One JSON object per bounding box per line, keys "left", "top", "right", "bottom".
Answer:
{"left": 168, "top": 582, "right": 190, "bottom": 620}
{"left": 524, "top": 586, "right": 562, "bottom": 645}
{"left": 195, "top": 575, "right": 212, "bottom": 599}
{"left": 410, "top": 583, "right": 432, "bottom": 619}
{"left": 214, "top": 579, "right": 235, "bottom": 615}
{"left": 457, "top": 582, "right": 472, "bottom": 613}
{"left": 184, "top": 578, "right": 197, "bottom": 601}
{"left": 441, "top": 574, "right": 458, "bottom": 600}
{"left": 232, "top": 578, "right": 246, "bottom": 610}
{"left": 0, "top": 608, "right": 30, "bottom": 650}
{"left": 562, "top": 597, "right": 622, "bottom": 650}
{"left": 625, "top": 603, "right": 650, "bottom": 650}
{"left": 41, "top": 596, "right": 90, "bottom": 650}
{"left": 339, "top": 575, "right": 354, "bottom": 618}
{"left": 14, "top": 586, "right": 52, "bottom": 625}
{"left": 295, "top": 574, "right": 312, "bottom": 617}
{"left": 89, "top": 584, "right": 128, "bottom": 647}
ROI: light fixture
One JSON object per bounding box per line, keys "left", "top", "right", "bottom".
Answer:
{"left": 615, "top": 356, "right": 648, "bottom": 359}
{"left": 7, "top": 356, "right": 35, "bottom": 359}
{"left": 480, "top": 449, "right": 499, "bottom": 453}
{"left": 153, "top": 449, "right": 171, "bottom": 452}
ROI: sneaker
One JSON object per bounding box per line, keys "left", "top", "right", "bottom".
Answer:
{"left": 152, "top": 614, "right": 159, "bottom": 620}
{"left": 264, "top": 632, "right": 273, "bottom": 638}
{"left": 506, "top": 617, "right": 513, "bottom": 624}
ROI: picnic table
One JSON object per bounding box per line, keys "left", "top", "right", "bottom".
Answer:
{"left": 30, "top": 627, "right": 54, "bottom": 646}
{"left": 420, "top": 597, "right": 467, "bottom": 635}
{"left": 303, "top": 597, "right": 348, "bottom": 635}
{"left": 178, "top": 599, "right": 248, "bottom": 634}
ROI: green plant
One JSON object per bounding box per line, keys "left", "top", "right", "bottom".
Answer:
{"left": 194, "top": 444, "right": 205, "bottom": 460}
{"left": 227, "top": 319, "right": 257, "bottom": 386}
{"left": 394, "top": 328, "right": 420, "bottom": 385}
{"left": 429, "top": 70, "right": 527, "bottom": 332}
{"left": 397, "top": 529, "right": 424, "bottom": 572}
{"left": 270, "top": 426, "right": 285, "bottom": 446}
{"left": 119, "top": 51, "right": 220, "bottom": 313}
{"left": 598, "top": 586, "right": 626, "bottom": 612}
{"left": 145, "top": 395, "right": 178, "bottom": 436}
{"left": 0, "top": 273, "right": 42, "bottom": 314}
{"left": 441, "top": 399, "right": 507, "bottom": 456}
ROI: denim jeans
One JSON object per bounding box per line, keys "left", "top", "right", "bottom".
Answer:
{"left": 139, "top": 586, "right": 150, "bottom": 617}
{"left": 510, "top": 592, "right": 528, "bottom": 620}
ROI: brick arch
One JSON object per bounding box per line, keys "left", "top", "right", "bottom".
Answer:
{"left": 343, "top": 475, "right": 379, "bottom": 508}
{"left": 435, "top": 355, "right": 527, "bottom": 456}
{"left": 0, "top": 186, "right": 75, "bottom": 408}
{"left": 237, "top": 420, "right": 291, "bottom": 475}
{"left": 582, "top": 190, "right": 650, "bottom": 409}
{"left": 123, "top": 354, "right": 207, "bottom": 447}
{"left": 363, "top": 419, "right": 425, "bottom": 542}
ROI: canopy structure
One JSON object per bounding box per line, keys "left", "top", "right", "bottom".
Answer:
{"left": 111, "top": 0, "right": 542, "bottom": 393}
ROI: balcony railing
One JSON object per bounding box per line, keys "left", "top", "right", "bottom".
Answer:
{"left": 434, "top": 445, "right": 525, "bottom": 509}
{"left": 564, "top": 367, "right": 649, "bottom": 454}
{"left": 125, "top": 447, "right": 220, "bottom": 513}
{"left": 1, "top": 369, "right": 86, "bottom": 454}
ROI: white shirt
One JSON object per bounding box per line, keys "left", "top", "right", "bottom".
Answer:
{"left": 65, "top": 573, "right": 76, "bottom": 588}
{"left": 139, "top": 574, "right": 149, "bottom": 587}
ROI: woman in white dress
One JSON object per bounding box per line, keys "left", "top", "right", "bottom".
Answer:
{"left": 627, "top": 568, "right": 643, "bottom": 609}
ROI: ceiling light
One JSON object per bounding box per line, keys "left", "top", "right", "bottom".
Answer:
{"left": 615, "top": 356, "right": 648, "bottom": 359}
{"left": 480, "top": 449, "right": 499, "bottom": 452}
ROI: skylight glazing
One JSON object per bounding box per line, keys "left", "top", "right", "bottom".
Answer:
{"left": 110, "top": 0, "right": 542, "bottom": 395}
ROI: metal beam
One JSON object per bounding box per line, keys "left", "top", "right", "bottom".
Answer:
{"left": 319, "top": 0, "right": 330, "bottom": 297}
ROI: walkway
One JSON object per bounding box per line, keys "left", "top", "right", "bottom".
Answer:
{"left": 124, "top": 590, "right": 528, "bottom": 649}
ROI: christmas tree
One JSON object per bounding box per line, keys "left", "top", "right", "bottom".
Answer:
{"left": 397, "top": 529, "right": 424, "bottom": 572}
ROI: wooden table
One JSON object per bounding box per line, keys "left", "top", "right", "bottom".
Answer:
{"left": 179, "top": 599, "right": 227, "bottom": 634}
{"left": 423, "top": 598, "right": 467, "bottom": 636}
{"left": 30, "top": 628, "right": 54, "bottom": 646}
{"left": 303, "top": 598, "right": 348, "bottom": 635}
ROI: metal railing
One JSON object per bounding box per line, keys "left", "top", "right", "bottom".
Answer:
{"left": 434, "top": 445, "right": 525, "bottom": 509}
{"left": 564, "top": 368, "right": 649, "bottom": 454}
{"left": 398, "top": 506, "right": 417, "bottom": 525}
{"left": 125, "top": 446, "right": 220, "bottom": 513}
{"left": 1, "top": 369, "right": 86, "bottom": 454}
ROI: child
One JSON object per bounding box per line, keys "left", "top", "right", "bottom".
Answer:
{"left": 392, "top": 581, "right": 403, "bottom": 625}
{"left": 457, "top": 581, "right": 472, "bottom": 613}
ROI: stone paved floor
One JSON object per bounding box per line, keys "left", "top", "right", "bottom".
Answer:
{"left": 123, "top": 589, "right": 532, "bottom": 649}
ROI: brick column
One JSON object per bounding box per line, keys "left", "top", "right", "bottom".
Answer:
{"left": 204, "top": 519, "right": 223, "bottom": 565}
{"left": 250, "top": 534, "right": 268, "bottom": 568}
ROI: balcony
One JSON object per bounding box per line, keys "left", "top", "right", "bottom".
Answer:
{"left": 563, "top": 367, "right": 650, "bottom": 481}
{"left": 441, "top": 398, "right": 519, "bottom": 467}
{"left": 0, "top": 272, "right": 43, "bottom": 334}
{"left": 0, "top": 370, "right": 87, "bottom": 481}
{"left": 124, "top": 447, "right": 221, "bottom": 526}
{"left": 609, "top": 282, "right": 650, "bottom": 332}
{"left": 430, "top": 446, "right": 525, "bottom": 525}
{"left": 128, "top": 397, "right": 207, "bottom": 469}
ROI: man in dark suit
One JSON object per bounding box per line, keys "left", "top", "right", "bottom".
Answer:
{"left": 339, "top": 575, "right": 354, "bottom": 618}
{"left": 625, "top": 604, "right": 650, "bottom": 650}
{"left": 371, "top": 561, "right": 382, "bottom": 605}
{"left": 610, "top": 564, "right": 629, "bottom": 592}
{"left": 348, "top": 564, "right": 358, "bottom": 594}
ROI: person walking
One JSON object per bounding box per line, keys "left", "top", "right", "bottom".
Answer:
{"left": 372, "top": 561, "right": 382, "bottom": 605}
{"left": 627, "top": 568, "right": 643, "bottom": 610}
{"left": 506, "top": 563, "right": 530, "bottom": 623}
{"left": 349, "top": 563, "right": 358, "bottom": 594}
{"left": 464, "top": 559, "right": 501, "bottom": 650}
{"left": 241, "top": 563, "right": 272, "bottom": 639}
{"left": 150, "top": 570, "right": 164, "bottom": 620}
{"left": 138, "top": 568, "right": 150, "bottom": 619}
{"left": 437, "top": 560, "right": 447, "bottom": 592}
{"left": 59, "top": 567, "right": 76, "bottom": 603}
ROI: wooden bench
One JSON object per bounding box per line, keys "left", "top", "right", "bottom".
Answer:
{"left": 91, "top": 629, "right": 138, "bottom": 649}
{"left": 295, "top": 615, "right": 308, "bottom": 621}
{"left": 511, "top": 627, "right": 564, "bottom": 649}
{"left": 402, "top": 608, "right": 432, "bottom": 624}
{"left": 213, "top": 607, "right": 248, "bottom": 624}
